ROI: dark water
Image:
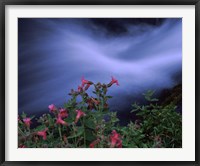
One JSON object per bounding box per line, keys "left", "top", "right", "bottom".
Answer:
{"left": 18, "top": 18, "right": 182, "bottom": 123}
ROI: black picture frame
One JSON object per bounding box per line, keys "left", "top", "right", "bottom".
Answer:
{"left": 0, "top": 0, "right": 199, "bottom": 165}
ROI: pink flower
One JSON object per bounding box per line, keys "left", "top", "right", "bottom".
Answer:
{"left": 19, "top": 144, "right": 26, "bottom": 148}
{"left": 23, "top": 117, "right": 32, "bottom": 128}
{"left": 75, "top": 110, "right": 86, "bottom": 123}
{"left": 58, "top": 108, "right": 68, "bottom": 118}
{"left": 89, "top": 139, "right": 100, "bottom": 148}
{"left": 116, "top": 139, "right": 122, "bottom": 148}
{"left": 48, "top": 104, "right": 57, "bottom": 113}
{"left": 81, "top": 76, "right": 90, "bottom": 86}
{"left": 78, "top": 85, "right": 83, "bottom": 92}
{"left": 110, "top": 76, "right": 119, "bottom": 86}
{"left": 81, "top": 76, "right": 93, "bottom": 87}
{"left": 37, "top": 128, "right": 48, "bottom": 140}
{"left": 56, "top": 116, "right": 67, "bottom": 126}
{"left": 110, "top": 130, "right": 122, "bottom": 148}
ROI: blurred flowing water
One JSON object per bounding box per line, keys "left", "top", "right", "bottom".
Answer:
{"left": 18, "top": 18, "right": 182, "bottom": 123}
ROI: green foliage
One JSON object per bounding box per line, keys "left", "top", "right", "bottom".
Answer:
{"left": 18, "top": 79, "right": 182, "bottom": 148}
{"left": 143, "top": 90, "right": 158, "bottom": 102}
{"left": 130, "top": 91, "right": 182, "bottom": 148}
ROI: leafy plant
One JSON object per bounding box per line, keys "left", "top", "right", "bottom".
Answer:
{"left": 18, "top": 78, "right": 182, "bottom": 148}
{"left": 130, "top": 90, "right": 182, "bottom": 148}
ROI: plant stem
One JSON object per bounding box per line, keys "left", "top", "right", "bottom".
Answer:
{"left": 18, "top": 127, "right": 26, "bottom": 137}
{"left": 84, "top": 127, "right": 86, "bottom": 148}
{"left": 83, "top": 119, "right": 86, "bottom": 147}
{"left": 81, "top": 118, "right": 86, "bottom": 147}
{"left": 72, "top": 124, "right": 77, "bottom": 147}
{"left": 58, "top": 125, "right": 62, "bottom": 141}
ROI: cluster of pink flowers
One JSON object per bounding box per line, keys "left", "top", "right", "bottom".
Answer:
{"left": 110, "top": 130, "right": 122, "bottom": 148}
{"left": 81, "top": 76, "right": 93, "bottom": 90}
{"left": 77, "top": 76, "right": 119, "bottom": 93}
{"left": 87, "top": 97, "right": 100, "bottom": 110}
{"left": 89, "top": 130, "right": 122, "bottom": 148}
{"left": 37, "top": 128, "right": 48, "bottom": 140}
{"left": 19, "top": 76, "right": 121, "bottom": 148}
{"left": 76, "top": 77, "right": 94, "bottom": 93}
{"left": 48, "top": 105, "right": 69, "bottom": 126}
{"left": 48, "top": 103, "right": 87, "bottom": 125}
{"left": 19, "top": 106, "right": 86, "bottom": 143}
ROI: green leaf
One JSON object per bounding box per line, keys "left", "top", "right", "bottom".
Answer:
{"left": 143, "top": 90, "right": 158, "bottom": 102}
{"left": 34, "top": 125, "right": 46, "bottom": 131}
{"left": 47, "top": 114, "right": 54, "bottom": 126}
{"left": 85, "top": 129, "right": 96, "bottom": 141}
{"left": 131, "top": 108, "right": 139, "bottom": 113}
{"left": 150, "top": 98, "right": 159, "bottom": 102}
{"left": 142, "top": 144, "right": 149, "bottom": 148}
{"left": 67, "top": 126, "right": 84, "bottom": 139}
{"left": 21, "top": 112, "right": 27, "bottom": 119}
{"left": 30, "top": 115, "right": 35, "bottom": 119}
{"left": 84, "top": 119, "right": 96, "bottom": 129}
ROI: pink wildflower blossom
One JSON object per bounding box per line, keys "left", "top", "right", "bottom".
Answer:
{"left": 58, "top": 108, "right": 68, "bottom": 118}
{"left": 89, "top": 139, "right": 100, "bottom": 148}
{"left": 23, "top": 117, "right": 32, "bottom": 128}
{"left": 110, "top": 76, "right": 119, "bottom": 86}
{"left": 56, "top": 116, "right": 67, "bottom": 126}
{"left": 37, "top": 128, "right": 48, "bottom": 140}
{"left": 78, "top": 85, "right": 83, "bottom": 92}
{"left": 110, "top": 130, "right": 122, "bottom": 148}
{"left": 81, "top": 76, "right": 90, "bottom": 86}
{"left": 19, "top": 144, "right": 26, "bottom": 148}
{"left": 48, "top": 104, "right": 57, "bottom": 113}
{"left": 81, "top": 76, "right": 93, "bottom": 88}
{"left": 75, "top": 110, "right": 86, "bottom": 123}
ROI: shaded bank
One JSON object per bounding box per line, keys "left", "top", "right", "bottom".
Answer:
{"left": 118, "top": 83, "right": 182, "bottom": 125}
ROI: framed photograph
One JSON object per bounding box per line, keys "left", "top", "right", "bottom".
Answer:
{"left": 0, "top": 0, "right": 199, "bottom": 165}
